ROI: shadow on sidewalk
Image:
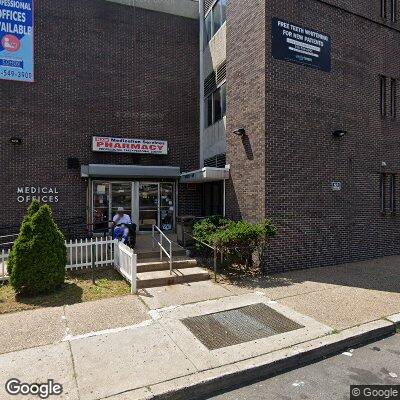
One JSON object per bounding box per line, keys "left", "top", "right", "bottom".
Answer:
{"left": 220, "top": 256, "right": 400, "bottom": 294}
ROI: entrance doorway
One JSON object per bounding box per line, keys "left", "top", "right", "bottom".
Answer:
{"left": 91, "top": 181, "right": 176, "bottom": 233}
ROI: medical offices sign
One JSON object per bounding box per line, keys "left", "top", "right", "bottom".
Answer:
{"left": 0, "top": 0, "right": 34, "bottom": 82}
{"left": 272, "top": 18, "right": 331, "bottom": 72}
{"left": 93, "top": 136, "right": 168, "bottom": 155}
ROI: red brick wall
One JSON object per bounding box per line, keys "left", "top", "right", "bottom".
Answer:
{"left": 0, "top": 0, "right": 199, "bottom": 231}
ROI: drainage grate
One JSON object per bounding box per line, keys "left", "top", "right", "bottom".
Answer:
{"left": 182, "top": 303, "right": 304, "bottom": 350}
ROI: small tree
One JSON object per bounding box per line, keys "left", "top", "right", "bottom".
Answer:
{"left": 10, "top": 202, "right": 66, "bottom": 295}
{"left": 7, "top": 200, "right": 41, "bottom": 277}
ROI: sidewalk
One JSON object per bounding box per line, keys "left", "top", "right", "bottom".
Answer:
{"left": 0, "top": 256, "right": 399, "bottom": 400}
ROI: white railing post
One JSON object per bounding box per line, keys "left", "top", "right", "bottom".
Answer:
{"left": 160, "top": 231, "right": 163, "bottom": 261}
{"left": 114, "top": 239, "right": 119, "bottom": 268}
{"left": 131, "top": 253, "right": 137, "bottom": 294}
{"left": 1, "top": 249, "right": 4, "bottom": 281}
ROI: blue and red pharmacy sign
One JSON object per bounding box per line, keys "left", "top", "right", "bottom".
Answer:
{"left": 0, "top": 0, "right": 34, "bottom": 82}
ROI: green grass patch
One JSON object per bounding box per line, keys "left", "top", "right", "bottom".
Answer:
{"left": 0, "top": 268, "right": 130, "bottom": 315}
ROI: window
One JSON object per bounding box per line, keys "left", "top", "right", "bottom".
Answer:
{"left": 380, "top": 173, "right": 386, "bottom": 213}
{"left": 391, "top": 78, "right": 397, "bottom": 118}
{"left": 381, "top": 75, "right": 397, "bottom": 119}
{"left": 220, "top": 83, "right": 226, "bottom": 117}
{"left": 392, "top": 0, "right": 398, "bottom": 21}
{"left": 204, "top": 0, "right": 227, "bottom": 44}
{"left": 382, "top": 0, "right": 387, "bottom": 19}
{"left": 205, "top": 83, "right": 226, "bottom": 127}
{"left": 390, "top": 174, "right": 396, "bottom": 213}
{"left": 206, "top": 94, "right": 213, "bottom": 127}
{"left": 381, "top": 75, "right": 387, "bottom": 117}
{"left": 214, "top": 86, "right": 222, "bottom": 122}
{"left": 213, "top": 1, "right": 223, "bottom": 35}
{"left": 204, "top": 11, "right": 212, "bottom": 43}
{"left": 220, "top": 0, "right": 227, "bottom": 23}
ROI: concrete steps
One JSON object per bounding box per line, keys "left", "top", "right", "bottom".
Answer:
{"left": 133, "top": 234, "right": 209, "bottom": 289}
{"left": 137, "top": 258, "right": 198, "bottom": 273}
{"left": 136, "top": 266, "right": 210, "bottom": 289}
{"left": 137, "top": 249, "right": 187, "bottom": 261}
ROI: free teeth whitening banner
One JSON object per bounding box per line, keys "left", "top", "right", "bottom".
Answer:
{"left": 0, "top": 0, "right": 34, "bottom": 82}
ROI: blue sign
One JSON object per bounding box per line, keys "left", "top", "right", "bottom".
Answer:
{"left": 272, "top": 18, "right": 331, "bottom": 72}
{"left": 0, "top": 0, "right": 34, "bottom": 82}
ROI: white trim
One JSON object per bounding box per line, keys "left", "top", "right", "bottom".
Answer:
{"left": 180, "top": 166, "right": 230, "bottom": 183}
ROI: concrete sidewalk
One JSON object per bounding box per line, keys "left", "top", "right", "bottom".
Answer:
{"left": 0, "top": 256, "right": 399, "bottom": 400}
{"left": 217, "top": 255, "right": 400, "bottom": 329}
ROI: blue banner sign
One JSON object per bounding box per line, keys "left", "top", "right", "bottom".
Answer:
{"left": 0, "top": 0, "right": 34, "bottom": 82}
{"left": 272, "top": 18, "right": 331, "bottom": 72}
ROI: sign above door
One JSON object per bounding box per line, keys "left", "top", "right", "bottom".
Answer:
{"left": 92, "top": 136, "right": 168, "bottom": 155}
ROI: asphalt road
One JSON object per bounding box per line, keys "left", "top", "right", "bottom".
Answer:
{"left": 206, "top": 334, "right": 400, "bottom": 400}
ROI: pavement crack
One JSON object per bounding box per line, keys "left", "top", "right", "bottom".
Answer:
{"left": 67, "top": 337, "right": 82, "bottom": 400}
{"left": 63, "top": 305, "right": 81, "bottom": 400}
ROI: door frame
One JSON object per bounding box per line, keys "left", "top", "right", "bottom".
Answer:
{"left": 137, "top": 181, "right": 160, "bottom": 232}
{"left": 91, "top": 180, "right": 177, "bottom": 234}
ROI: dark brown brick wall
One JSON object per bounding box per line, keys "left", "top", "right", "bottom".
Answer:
{"left": 0, "top": 0, "right": 199, "bottom": 230}
{"left": 225, "top": 0, "right": 266, "bottom": 223}
{"left": 227, "top": 0, "right": 400, "bottom": 272}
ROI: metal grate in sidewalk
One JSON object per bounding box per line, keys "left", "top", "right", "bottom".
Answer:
{"left": 182, "top": 303, "right": 304, "bottom": 350}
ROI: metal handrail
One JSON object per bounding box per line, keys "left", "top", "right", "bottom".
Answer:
{"left": 182, "top": 231, "right": 222, "bottom": 282}
{"left": 152, "top": 225, "right": 173, "bottom": 275}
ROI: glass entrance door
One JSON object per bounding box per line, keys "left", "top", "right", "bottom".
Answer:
{"left": 111, "top": 182, "right": 132, "bottom": 217}
{"left": 139, "top": 183, "right": 159, "bottom": 231}
{"left": 160, "top": 183, "right": 174, "bottom": 231}
{"left": 92, "top": 181, "right": 176, "bottom": 233}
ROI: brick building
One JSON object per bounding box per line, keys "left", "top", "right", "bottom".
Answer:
{"left": 191, "top": 0, "right": 400, "bottom": 272}
{"left": 1, "top": 0, "right": 201, "bottom": 235}
{"left": 2, "top": 0, "right": 400, "bottom": 272}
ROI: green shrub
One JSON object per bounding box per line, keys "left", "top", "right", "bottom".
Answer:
{"left": 7, "top": 200, "right": 41, "bottom": 277}
{"left": 193, "top": 217, "right": 277, "bottom": 268}
{"left": 193, "top": 216, "right": 232, "bottom": 246}
{"left": 9, "top": 202, "right": 67, "bottom": 295}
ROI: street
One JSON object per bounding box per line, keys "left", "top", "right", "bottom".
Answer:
{"left": 206, "top": 334, "right": 400, "bottom": 400}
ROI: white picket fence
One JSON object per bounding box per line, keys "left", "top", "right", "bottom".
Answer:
{"left": 114, "top": 241, "right": 137, "bottom": 293}
{"left": 0, "top": 248, "right": 9, "bottom": 282}
{"left": 66, "top": 236, "right": 114, "bottom": 270}
{"left": 0, "top": 237, "right": 138, "bottom": 293}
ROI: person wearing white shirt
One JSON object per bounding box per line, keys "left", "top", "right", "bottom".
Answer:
{"left": 113, "top": 207, "right": 131, "bottom": 243}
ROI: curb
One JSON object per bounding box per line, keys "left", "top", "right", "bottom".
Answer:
{"left": 387, "top": 313, "right": 400, "bottom": 329}
{"left": 146, "top": 318, "right": 397, "bottom": 400}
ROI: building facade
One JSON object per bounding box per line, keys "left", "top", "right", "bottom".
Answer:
{"left": 2, "top": 0, "right": 400, "bottom": 272}
{"left": 197, "top": 0, "right": 400, "bottom": 272}
{"left": 224, "top": 0, "right": 400, "bottom": 272}
{"left": 1, "top": 0, "right": 201, "bottom": 235}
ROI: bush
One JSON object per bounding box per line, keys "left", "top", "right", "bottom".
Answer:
{"left": 193, "top": 215, "right": 232, "bottom": 246}
{"left": 7, "top": 200, "right": 41, "bottom": 277}
{"left": 9, "top": 201, "right": 67, "bottom": 295}
{"left": 193, "top": 217, "right": 277, "bottom": 268}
